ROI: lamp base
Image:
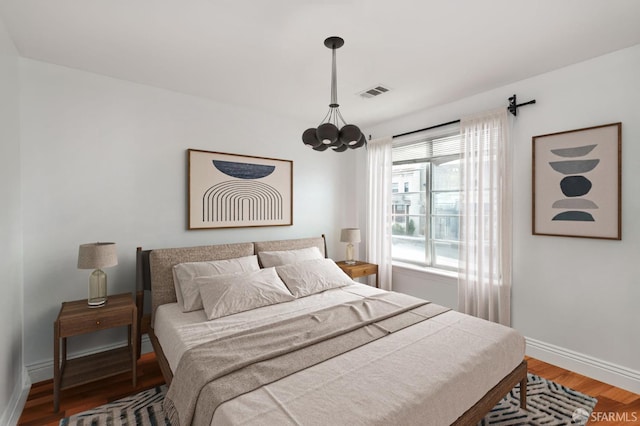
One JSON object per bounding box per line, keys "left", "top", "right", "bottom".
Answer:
{"left": 345, "top": 243, "right": 356, "bottom": 265}
{"left": 88, "top": 298, "right": 107, "bottom": 308}
{"left": 88, "top": 268, "right": 108, "bottom": 308}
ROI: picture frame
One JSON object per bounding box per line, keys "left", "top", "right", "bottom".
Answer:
{"left": 532, "top": 122, "right": 621, "bottom": 240}
{"left": 188, "top": 149, "right": 293, "bottom": 230}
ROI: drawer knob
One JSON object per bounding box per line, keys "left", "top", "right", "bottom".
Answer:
{"left": 96, "top": 320, "right": 100, "bottom": 326}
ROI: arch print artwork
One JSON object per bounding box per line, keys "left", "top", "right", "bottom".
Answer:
{"left": 188, "top": 149, "right": 293, "bottom": 229}
{"left": 532, "top": 122, "right": 621, "bottom": 240}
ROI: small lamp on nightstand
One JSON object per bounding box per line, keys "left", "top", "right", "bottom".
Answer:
{"left": 77, "top": 242, "right": 118, "bottom": 307}
{"left": 340, "top": 228, "right": 360, "bottom": 265}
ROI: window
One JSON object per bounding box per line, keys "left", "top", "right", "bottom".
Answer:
{"left": 391, "top": 124, "right": 461, "bottom": 271}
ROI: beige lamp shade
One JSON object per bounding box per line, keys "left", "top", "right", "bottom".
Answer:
{"left": 78, "top": 242, "right": 118, "bottom": 269}
{"left": 340, "top": 228, "right": 361, "bottom": 243}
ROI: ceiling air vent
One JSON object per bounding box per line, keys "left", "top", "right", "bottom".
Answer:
{"left": 359, "top": 85, "right": 391, "bottom": 99}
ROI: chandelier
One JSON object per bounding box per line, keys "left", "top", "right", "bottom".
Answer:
{"left": 302, "top": 36, "right": 365, "bottom": 152}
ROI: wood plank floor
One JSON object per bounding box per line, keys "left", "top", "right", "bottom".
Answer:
{"left": 526, "top": 357, "right": 640, "bottom": 425}
{"left": 18, "top": 353, "right": 639, "bottom": 425}
{"left": 18, "top": 352, "right": 164, "bottom": 426}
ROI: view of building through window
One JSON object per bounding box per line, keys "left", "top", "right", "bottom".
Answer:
{"left": 391, "top": 130, "right": 461, "bottom": 271}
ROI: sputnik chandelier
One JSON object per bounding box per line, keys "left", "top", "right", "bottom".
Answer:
{"left": 302, "top": 36, "right": 366, "bottom": 152}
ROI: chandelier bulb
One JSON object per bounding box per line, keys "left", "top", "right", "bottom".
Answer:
{"left": 339, "top": 124, "right": 362, "bottom": 145}
{"left": 316, "top": 122, "right": 339, "bottom": 145}
{"left": 332, "top": 144, "right": 349, "bottom": 152}
{"left": 302, "top": 128, "right": 322, "bottom": 148}
{"left": 348, "top": 134, "right": 366, "bottom": 149}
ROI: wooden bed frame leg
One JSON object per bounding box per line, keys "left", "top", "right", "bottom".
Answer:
{"left": 519, "top": 371, "right": 528, "bottom": 409}
{"left": 452, "top": 360, "right": 528, "bottom": 425}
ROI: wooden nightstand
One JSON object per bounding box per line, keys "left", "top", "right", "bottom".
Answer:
{"left": 336, "top": 261, "right": 379, "bottom": 288}
{"left": 53, "top": 293, "right": 137, "bottom": 412}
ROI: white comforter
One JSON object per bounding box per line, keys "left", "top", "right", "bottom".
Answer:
{"left": 154, "top": 284, "right": 524, "bottom": 426}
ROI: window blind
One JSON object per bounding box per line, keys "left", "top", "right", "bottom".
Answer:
{"left": 392, "top": 134, "right": 461, "bottom": 164}
{"left": 392, "top": 124, "right": 461, "bottom": 165}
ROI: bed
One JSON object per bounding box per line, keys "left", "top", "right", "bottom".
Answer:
{"left": 136, "top": 236, "right": 527, "bottom": 426}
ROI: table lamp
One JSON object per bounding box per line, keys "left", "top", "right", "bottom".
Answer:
{"left": 77, "top": 242, "right": 117, "bottom": 307}
{"left": 340, "top": 228, "right": 361, "bottom": 265}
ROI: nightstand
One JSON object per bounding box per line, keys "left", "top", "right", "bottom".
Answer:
{"left": 336, "top": 261, "right": 379, "bottom": 288}
{"left": 53, "top": 293, "right": 137, "bottom": 412}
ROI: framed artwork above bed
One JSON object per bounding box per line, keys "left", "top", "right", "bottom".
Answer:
{"left": 188, "top": 149, "right": 293, "bottom": 229}
{"left": 532, "top": 122, "right": 621, "bottom": 240}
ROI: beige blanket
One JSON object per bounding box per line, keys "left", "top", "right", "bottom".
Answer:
{"left": 163, "top": 292, "right": 449, "bottom": 426}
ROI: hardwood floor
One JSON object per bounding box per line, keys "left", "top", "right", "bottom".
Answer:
{"left": 18, "top": 353, "right": 639, "bottom": 425}
{"left": 18, "top": 352, "right": 164, "bottom": 426}
{"left": 526, "top": 357, "right": 640, "bottom": 426}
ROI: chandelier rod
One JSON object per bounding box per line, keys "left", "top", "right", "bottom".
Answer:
{"left": 330, "top": 46, "right": 338, "bottom": 107}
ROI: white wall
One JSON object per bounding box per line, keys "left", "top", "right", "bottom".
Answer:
{"left": 19, "top": 58, "right": 358, "bottom": 379}
{"left": 10, "top": 29, "right": 640, "bottom": 407}
{"left": 0, "top": 14, "right": 26, "bottom": 425}
{"left": 363, "top": 44, "right": 640, "bottom": 393}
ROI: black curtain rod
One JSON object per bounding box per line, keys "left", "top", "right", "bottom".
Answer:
{"left": 393, "top": 119, "right": 460, "bottom": 139}
{"left": 391, "top": 94, "right": 536, "bottom": 139}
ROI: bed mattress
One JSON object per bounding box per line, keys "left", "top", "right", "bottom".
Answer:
{"left": 154, "top": 284, "right": 525, "bottom": 426}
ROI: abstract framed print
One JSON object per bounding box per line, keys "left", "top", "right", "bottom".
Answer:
{"left": 188, "top": 149, "right": 293, "bottom": 229}
{"left": 532, "top": 122, "right": 621, "bottom": 240}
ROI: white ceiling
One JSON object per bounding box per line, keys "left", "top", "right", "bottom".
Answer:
{"left": 2, "top": 0, "right": 640, "bottom": 129}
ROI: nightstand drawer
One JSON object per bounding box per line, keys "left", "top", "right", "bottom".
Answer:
{"left": 336, "top": 261, "right": 379, "bottom": 288}
{"left": 59, "top": 310, "right": 132, "bottom": 337}
{"left": 352, "top": 265, "right": 377, "bottom": 277}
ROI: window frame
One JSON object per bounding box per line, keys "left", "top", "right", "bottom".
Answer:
{"left": 391, "top": 124, "right": 461, "bottom": 272}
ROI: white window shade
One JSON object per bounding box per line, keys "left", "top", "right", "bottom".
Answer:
{"left": 393, "top": 126, "right": 461, "bottom": 165}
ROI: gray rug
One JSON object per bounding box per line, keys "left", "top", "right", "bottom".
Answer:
{"left": 60, "top": 374, "right": 597, "bottom": 426}
{"left": 480, "top": 373, "right": 597, "bottom": 425}
{"left": 59, "top": 386, "right": 170, "bottom": 426}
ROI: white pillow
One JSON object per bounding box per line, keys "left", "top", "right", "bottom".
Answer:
{"left": 197, "top": 267, "right": 295, "bottom": 320}
{"left": 275, "top": 258, "right": 354, "bottom": 297}
{"left": 173, "top": 255, "right": 260, "bottom": 312}
{"left": 258, "top": 246, "right": 323, "bottom": 268}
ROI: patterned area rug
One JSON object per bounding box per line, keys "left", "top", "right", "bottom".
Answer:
{"left": 480, "top": 374, "right": 597, "bottom": 425}
{"left": 60, "top": 374, "right": 597, "bottom": 426}
{"left": 59, "top": 386, "right": 170, "bottom": 426}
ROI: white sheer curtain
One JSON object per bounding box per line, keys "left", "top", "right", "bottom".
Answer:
{"left": 458, "top": 109, "right": 512, "bottom": 326}
{"left": 366, "top": 137, "right": 393, "bottom": 291}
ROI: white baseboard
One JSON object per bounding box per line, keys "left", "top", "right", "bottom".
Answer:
{"left": 0, "top": 367, "right": 31, "bottom": 426}
{"left": 526, "top": 337, "right": 640, "bottom": 394}
{"left": 27, "top": 335, "right": 153, "bottom": 384}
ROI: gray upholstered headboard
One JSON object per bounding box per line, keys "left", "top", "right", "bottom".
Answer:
{"left": 254, "top": 236, "right": 326, "bottom": 265}
{"left": 136, "top": 235, "right": 327, "bottom": 325}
